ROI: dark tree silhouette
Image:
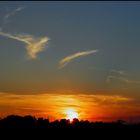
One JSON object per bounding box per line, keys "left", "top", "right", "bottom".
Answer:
{"left": 0, "top": 114, "right": 140, "bottom": 138}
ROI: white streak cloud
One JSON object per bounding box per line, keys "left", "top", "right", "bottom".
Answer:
{"left": 59, "top": 50, "right": 98, "bottom": 68}
{"left": 4, "top": 7, "right": 24, "bottom": 19}
{"left": 0, "top": 31, "right": 49, "bottom": 59}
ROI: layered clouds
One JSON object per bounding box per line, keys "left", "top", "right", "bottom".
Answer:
{"left": 0, "top": 31, "right": 49, "bottom": 59}
{"left": 0, "top": 92, "right": 139, "bottom": 122}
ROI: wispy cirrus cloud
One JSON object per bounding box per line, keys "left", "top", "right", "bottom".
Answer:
{"left": 106, "top": 68, "right": 140, "bottom": 84}
{"left": 4, "top": 7, "right": 24, "bottom": 19}
{"left": 59, "top": 50, "right": 98, "bottom": 68}
{"left": 110, "top": 69, "right": 126, "bottom": 75}
{"left": 106, "top": 75, "right": 140, "bottom": 84}
{"left": 0, "top": 31, "right": 49, "bottom": 59}
{"left": 0, "top": 7, "right": 24, "bottom": 32}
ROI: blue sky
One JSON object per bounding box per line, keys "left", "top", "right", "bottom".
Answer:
{"left": 0, "top": 1, "right": 140, "bottom": 96}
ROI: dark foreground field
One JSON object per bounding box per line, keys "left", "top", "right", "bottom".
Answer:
{"left": 0, "top": 115, "right": 140, "bottom": 139}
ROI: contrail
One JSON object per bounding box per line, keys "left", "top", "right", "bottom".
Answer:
{"left": 0, "top": 31, "right": 49, "bottom": 59}
{"left": 59, "top": 49, "right": 98, "bottom": 68}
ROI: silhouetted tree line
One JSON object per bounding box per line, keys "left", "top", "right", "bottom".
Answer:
{"left": 0, "top": 114, "right": 140, "bottom": 130}
{"left": 0, "top": 115, "right": 140, "bottom": 139}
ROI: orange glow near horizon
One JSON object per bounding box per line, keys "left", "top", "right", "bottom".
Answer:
{"left": 0, "top": 92, "right": 140, "bottom": 122}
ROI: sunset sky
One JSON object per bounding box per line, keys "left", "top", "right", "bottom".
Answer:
{"left": 0, "top": 1, "right": 140, "bottom": 122}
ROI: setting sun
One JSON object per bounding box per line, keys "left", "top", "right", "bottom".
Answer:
{"left": 0, "top": 1, "right": 140, "bottom": 127}
{"left": 65, "top": 109, "right": 79, "bottom": 121}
